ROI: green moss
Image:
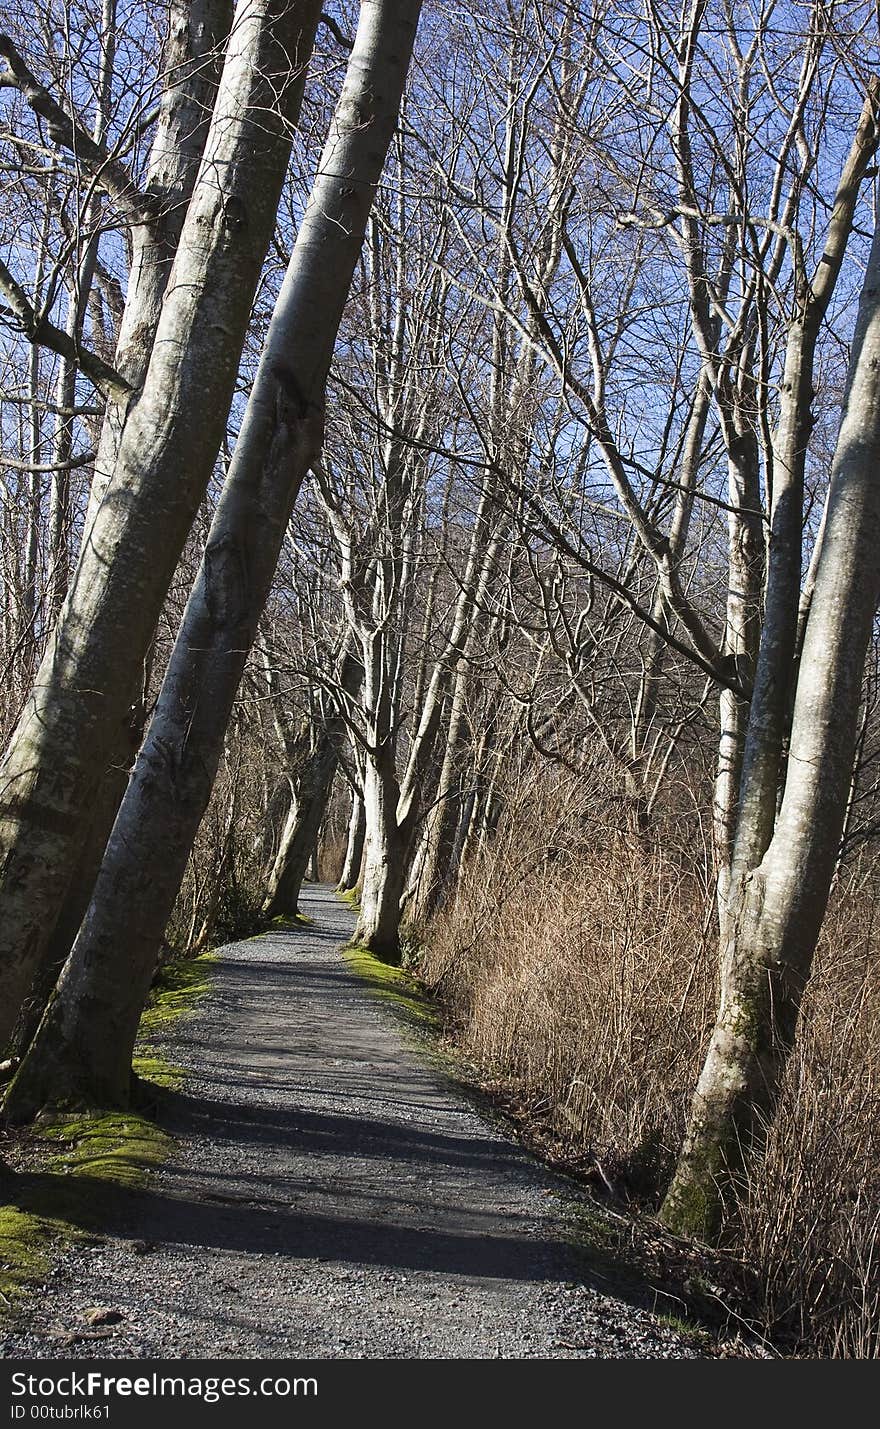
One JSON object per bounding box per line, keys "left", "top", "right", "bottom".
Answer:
{"left": 134, "top": 949, "right": 216, "bottom": 1092}
{"left": 337, "top": 887, "right": 361, "bottom": 911}
{"left": 0, "top": 1111, "right": 171, "bottom": 1310}
{"left": 130, "top": 1054, "right": 183, "bottom": 1090}
{"left": 245, "top": 913, "right": 314, "bottom": 941}
{"left": 1, "top": 949, "right": 216, "bottom": 1316}
{"left": 138, "top": 950, "right": 216, "bottom": 1037}
{"left": 37, "top": 1111, "right": 171, "bottom": 1187}
{"left": 341, "top": 942, "right": 438, "bottom": 1031}
{"left": 270, "top": 912, "right": 313, "bottom": 928}
{"left": 0, "top": 1206, "right": 60, "bottom": 1304}
{"left": 660, "top": 1173, "right": 719, "bottom": 1243}
{"left": 659, "top": 1133, "right": 733, "bottom": 1244}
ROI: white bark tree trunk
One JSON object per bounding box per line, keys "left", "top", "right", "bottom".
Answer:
{"left": 357, "top": 752, "right": 409, "bottom": 957}
{"left": 661, "top": 212, "right": 880, "bottom": 1240}
{"left": 9, "top": 3, "right": 210, "bottom": 1055}
{"left": 43, "top": 0, "right": 233, "bottom": 929}
{"left": 47, "top": 0, "right": 121, "bottom": 620}
{"left": 338, "top": 790, "right": 366, "bottom": 893}
{"left": 411, "top": 659, "right": 468, "bottom": 920}
{"left": 0, "top": 0, "right": 321, "bottom": 1052}
{"left": 728, "top": 82, "right": 880, "bottom": 883}
{"left": 5, "top": 0, "right": 423, "bottom": 1114}
{"left": 86, "top": 0, "right": 235, "bottom": 522}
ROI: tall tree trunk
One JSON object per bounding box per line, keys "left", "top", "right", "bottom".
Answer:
{"left": 257, "top": 776, "right": 294, "bottom": 876}
{"left": 356, "top": 755, "right": 409, "bottom": 959}
{"left": 18, "top": 207, "right": 52, "bottom": 683}
{"left": 338, "top": 791, "right": 366, "bottom": 892}
{"left": 712, "top": 411, "right": 764, "bottom": 923}
{"left": 352, "top": 475, "right": 510, "bottom": 953}
{"left": 412, "top": 661, "right": 468, "bottom": 920}
{"left": 6, "top": 706, "right": 142, "bottom": 1059}
{"left": 37, "top": 3, "right": 233, "bottom": 1004}
{"left": 47, "top": 327, "right": 77, "bottom": 623}
{"left": 5, "top": 0, "right": 423, "bottom": 1116}
{"left": 86, "top": 0, "right": 234, "bottom": 516}
{"left": 632, "top": 371, "right": 710, "bottom": 749}
{"left": 727, "top": 83, "right": 880, "bottom": 885}
{"left": 47, "top": 0, "right": 121, "bottom": 622}
{"left": 661, "top": 214, "right": 880, "bottom": 1240}
{"left": 263, "top": 778, "right": 326, "bottom": 917}
{"left": 0, "top": 0, "right": 320, "bottom": 1052}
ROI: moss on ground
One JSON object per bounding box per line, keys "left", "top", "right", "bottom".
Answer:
{"left": 0, "top": 1111, "right": 171, "bottom": 1310}
{"left": 341, "top": 942, "right": 438, "bottom": 1031}
{"left": 0, "top": 1205, "right": 62, "bottom": 1305}
{"left": 245, "top": 913, "right": 314, "bottom": 942}
{"left": 336, "top": 887, "right": 361, "bottom": 912}
{"left": 1, "top": 949, "right": 216, "bottom": 1316}
{"left": 138, "top": 950, "right": 216, "bottom": 1037}
{"left": 130, "top": 1054, "right": 182, "bottom": 1090}
{"left": 133, "top": 949, "right": 216, "bottom": 1090}
{"left": 34, "top": 1112, "right": 171, "bottom": 1187}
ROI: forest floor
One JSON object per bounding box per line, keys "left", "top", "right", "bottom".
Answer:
{"left": 1, "top": 885, "right": 715, "bottom": 1359}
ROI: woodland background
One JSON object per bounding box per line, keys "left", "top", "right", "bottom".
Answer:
{"left": 1, "top": 0, "right": 880, "bottom": 1357}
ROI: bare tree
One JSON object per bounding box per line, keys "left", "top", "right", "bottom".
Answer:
{"left": 6, "top": 0, "right": 424, "bottom": 1113}
{"left": 662, "top": 208, "right": 880, "bottom": 1238}
{"left": 0, "top": 0, "right": 322, "bottom": 1050}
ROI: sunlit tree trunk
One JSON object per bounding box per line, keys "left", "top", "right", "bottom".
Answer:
{"left": 358, "top": 751, "right": 410, "bottom": 958}
{"left": 5, "top": 0, "right": 423, "bottom": 1114}
{"left": 411, "top": 656, "right": 468, "bottom": 920}
{"left": 33, "top": 1, "right": 235, "bottom": 1030}
{"left": 338, "top": 790, "right": 366, "bottom": 893}
{"left": 0, "top": 0, "right": 320, "bottom": 1052}
{"left": 662, "top": 212, "right": 880, "bottom": 1240}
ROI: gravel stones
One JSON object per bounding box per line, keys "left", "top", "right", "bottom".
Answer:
{"left": 1, "top": 886, "right": 704, "bottom": 1360}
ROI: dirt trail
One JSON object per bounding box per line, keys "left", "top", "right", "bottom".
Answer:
{"left": 2, "top": 885, "right": 701, "bottom": 1359}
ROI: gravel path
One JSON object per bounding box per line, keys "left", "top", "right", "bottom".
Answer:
{"left": 2, "top": 885, "right": 703, "bottom": 1360}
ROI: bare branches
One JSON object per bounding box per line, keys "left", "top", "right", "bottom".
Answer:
{"left": 808, "top": 75, "right": 880, "bottom": 319}
{"left": 318, "top": 12, "right": 353, "bottom": 50}
{"left": 0, "top": 254, "right": 128, "bottom": 397}
{"left": 0, "top": 34, "right": 157, "bottom": 226}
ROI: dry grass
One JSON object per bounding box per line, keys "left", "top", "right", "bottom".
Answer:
{"left": 316, "top": 831, "right": 347, "bottom": 888}
{"left": 419, "top": 768, "right": 880, "bottom": 1357}
{"left": 738, "top": 903, "right": 880, "bottom": 1356}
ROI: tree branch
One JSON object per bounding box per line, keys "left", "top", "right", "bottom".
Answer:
{"left": 0, "top": 255, "right": 129, "bottom": 398}
{"left": 319, "top": 13, "right": 354, "bottom": 50}
{"left": 0, "top": 35, "right": 158, "bottom": 225}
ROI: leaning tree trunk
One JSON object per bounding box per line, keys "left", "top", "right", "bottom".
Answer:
{"left": 5, "top": 0, "right": 423, "bottom": 1116}
{"left": 7, "top": 4, "right": 233, "bottom": 1059}
{"left": 263, "top": 781, "right": 327, "bottom": 919}
{"left": 0, "top": 0, "right": 321, "bottom": 1052}
{"left": 85, "top": 0, "right": 235, "bottom": 519}
{"left": 46, "top": 0, "right": 124, "bottom": 619}
{"left": 661, "top": 213, "right": 880, "bottom": 1241}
